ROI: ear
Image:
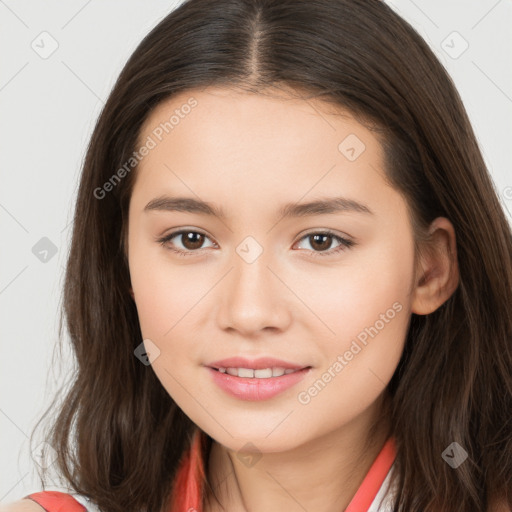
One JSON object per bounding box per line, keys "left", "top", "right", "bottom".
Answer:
{"left": 411, "top": 217, "right": 459, "bottom": 315}
{"left": 129, "top": 286, "right": 135, "bottom": 300}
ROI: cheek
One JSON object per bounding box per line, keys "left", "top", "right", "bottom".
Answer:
{"left": 292, "top": 233, "right": 414, "bottom": 417}
{"left": 128, "top": 243, "right": 216, "bottom": 400}
{"left": 129, "top": 254, "right": 205, "bottom": 404}
{"left": 296, "top": 228, "right": 415, "bottom": 348}
{"left": 129, "top": 239, "right": 203, "bottom": 337}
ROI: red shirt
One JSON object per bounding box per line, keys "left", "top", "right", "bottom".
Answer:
{"left": 25, "top": 428, "right": 397, "bottom": 511}
{"left": 170, "top": 428, "right": 397, "bottom": 511}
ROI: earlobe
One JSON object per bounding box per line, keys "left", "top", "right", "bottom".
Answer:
{"left": 411, "top": 217, "right": 459, "bottom": 315}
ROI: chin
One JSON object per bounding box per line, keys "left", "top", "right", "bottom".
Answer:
{"left": 205, "top": 422, "right": 309, "bottom": 454}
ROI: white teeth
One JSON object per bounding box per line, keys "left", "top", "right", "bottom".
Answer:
{"left": 238, "top": 368, "right": 255, "bottom": 378}
{"left": 255, "top": 368, "right": 272, "bottom": 378}
{"left": 218, "top": 367, "right": 301, "bottom": 378}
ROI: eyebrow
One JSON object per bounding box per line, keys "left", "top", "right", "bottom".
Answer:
{"left": 144, "top": 195, "right": 374, "bottom": 219}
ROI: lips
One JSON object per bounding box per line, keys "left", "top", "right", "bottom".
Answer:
{"left": 205, "top": 356, "right": 312, "bottom": 401}
{"left": 207, "top": 366, "right": 312, "bottom": 401}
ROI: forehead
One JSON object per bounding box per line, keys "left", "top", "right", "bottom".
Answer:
{"left": 130, "top": 86, "right": 397, "bottom": 220}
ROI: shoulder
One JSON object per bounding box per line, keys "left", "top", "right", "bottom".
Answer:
{"left": 0, "top": 500, "right": 46, "bottom": 511}
{"left": 0, "top": 491, "right": 96, "bottom": 512}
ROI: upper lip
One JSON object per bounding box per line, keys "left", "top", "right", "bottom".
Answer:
{"left": 206, "top": 357, "right": 310, "bottom": 371}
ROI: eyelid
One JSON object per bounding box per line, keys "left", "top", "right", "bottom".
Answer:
{"left": 297, "top": 227, "right": 353, "bottom": 241}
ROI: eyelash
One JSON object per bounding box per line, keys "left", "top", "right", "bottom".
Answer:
{"left": 157, "top": 229, "right": 355, "bottom": 258}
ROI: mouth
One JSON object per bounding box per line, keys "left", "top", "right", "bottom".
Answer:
{"left": 209, "top": 366, "right": 311, "bottom": 378}
{"left": 205, "top": 357, "right": 313, "bottom": 401}
{"left": 206, "top": 356, "right": 311, "bottom": 378}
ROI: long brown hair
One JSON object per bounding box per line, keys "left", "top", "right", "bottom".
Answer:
{"left": 30, "top": 0, "right": 511, "bottom": 510}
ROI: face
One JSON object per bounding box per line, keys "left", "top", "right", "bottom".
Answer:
{"left": 127, "top": 86, "right": 416, "bottom": 453}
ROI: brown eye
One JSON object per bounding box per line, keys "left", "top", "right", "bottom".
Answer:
{"left": 158, "top": 229, "right": 215, "bottom": 256}
{"left": 180, "top": 231, "right": 206, "bottom": 250}
{"left": 308, "top": 234, "right": 334, "bottom": 252}
{"left": 295, "top": 231, "right": 355, "bottom": 257}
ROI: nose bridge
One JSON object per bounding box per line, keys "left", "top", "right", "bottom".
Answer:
{"left": 217, "top": 235, "right": 290, "bottom": 333}
{"left": 233, "top": 236, "right": 271, "bottom": 297}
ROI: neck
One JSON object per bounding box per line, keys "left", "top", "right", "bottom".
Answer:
{"left": 204, "top": 392, "right": 392, "bottom": 512}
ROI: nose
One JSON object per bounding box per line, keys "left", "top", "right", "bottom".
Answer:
{"left": 216, "top": 248, "right": 292, "bottom": 336}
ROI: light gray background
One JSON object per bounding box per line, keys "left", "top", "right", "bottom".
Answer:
{"left": 1, "top": 0, "right": 511, "bottom": 504}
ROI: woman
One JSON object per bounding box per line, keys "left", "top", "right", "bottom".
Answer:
{"left": 3, "top": 0, "right": 511, "bottom": 510}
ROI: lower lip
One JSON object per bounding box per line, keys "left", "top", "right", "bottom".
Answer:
{"left": 207, "top": 367, "right": 312, "bottom": 401}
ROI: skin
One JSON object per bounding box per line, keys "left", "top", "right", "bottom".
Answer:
{"left": 125, "top": 86, "right": 459, "bottom": 511}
